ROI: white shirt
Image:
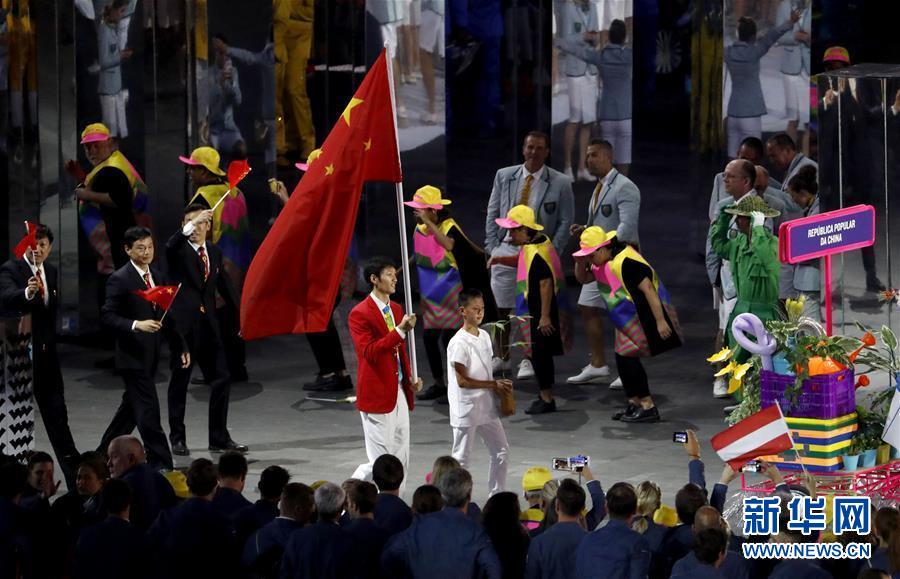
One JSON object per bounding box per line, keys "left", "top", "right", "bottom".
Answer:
{"left": 181, "top": 221, "right": 209, "bottom": 255}
{"left": 131, "top": 260, "right": 154, "bottom": 287}
{"left": 23, "top": 257, "right": 48, "bottom": 306}
{"left": 446, "top": 327, "right": 499, "bottom": 428}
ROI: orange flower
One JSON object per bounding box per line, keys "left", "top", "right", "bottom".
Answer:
{"left": 862, "top": 332, "right": 876, "bottom": 347}
{"left": 855, "top": 375, "right": 870, "bottom": 389}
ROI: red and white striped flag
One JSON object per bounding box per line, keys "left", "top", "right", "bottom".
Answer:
{"left": 711, "top": 405, "right": 793, "bottom": 470}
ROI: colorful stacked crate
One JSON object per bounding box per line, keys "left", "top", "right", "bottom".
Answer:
{"left": 760, "top": 413, "right": 858, "bottom": 472}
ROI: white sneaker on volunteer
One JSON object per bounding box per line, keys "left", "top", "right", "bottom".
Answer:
{"left": 517, "top": 359, "right": 536, "bottom": 380}
{"left": 713, "top": 377, "right": 730, "bottom": 398}
{"left": 609, "top": 377, "right": 624, "bottom": 390}
{"left": 567, "top": 364, "right": 611, "bottom": 384}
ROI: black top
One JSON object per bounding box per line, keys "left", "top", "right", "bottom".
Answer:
{"left": 620, "top": 258, "right": 681, "bottom": 356}
{"left": 446, "top": 224, "right": 499, "bottom": 323}
{"left": 92, "top": 166, "right": 136, "bottom": 268}
{"left": 526, "top": 237, "right": 562, "bottom": 356}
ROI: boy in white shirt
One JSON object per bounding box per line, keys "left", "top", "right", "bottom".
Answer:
{"left": 447, "top": 288, "right": 512, "bottom": 496}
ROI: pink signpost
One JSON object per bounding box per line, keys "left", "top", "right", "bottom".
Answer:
{"left": 778, "top": 204, "right": 876, "bottom": 335}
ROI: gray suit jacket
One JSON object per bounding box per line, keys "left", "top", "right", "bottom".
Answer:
{"left": 485, "top": 164, "right": 574, "bottom": 256}
{"left": 97, "top": 22, "right": 123, "bottom": 95}
{"left": 557, "top": 39, "right": 633, "bottom": 121}
{"left": 777, "top": 1, "right": 810, "bottom": 75}
{"left": 559, "top": 1, "right": 599, "bottom": 77}
{"left": 725, "top": 19, "right": 794, "bottom": 117}
{"left": 585, "top": 168, "right": 640, "bottom": 245}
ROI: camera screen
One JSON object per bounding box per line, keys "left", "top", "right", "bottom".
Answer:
{"left": 672, "top": 431, "right": 688, "bottom": 444}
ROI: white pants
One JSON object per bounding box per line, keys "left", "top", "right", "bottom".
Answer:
{"left": 489, "top": 242, "right": 520, "bottom": 310}
{"left": 783, "top": 72, "right": 810, "bottom": 124}
{"left": 599, "top": 119, "right": 633, "bottom": 164}
{"left": 578, "top": 282, "right": 608, "bottom": 310}
{"left": 450, "top": 418, "right": 510, "bottom": 496}
{"left": 352, "top": 390, "right": 410, "bottom": 486}
{"left": 419, "top": 9, "right": 444, "bottom": 57}
{"left": 718, "top": 294, "right": 737, "bottom": 331}
{"left": 727, "top": 116, "right": 761, "bottom": 158}
{"left": 567, "top": 74, "right": 599, "bottom": 123}
{"left": 100, "top": 91, "right": 128, "bottom": 138}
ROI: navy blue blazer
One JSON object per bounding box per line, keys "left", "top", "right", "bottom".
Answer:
{"left": 120, "top": 463, "right": 177, "bottom": 531}
{"left": 235, "top": 499, "right": 279, "bottom": 546}
{"left": 769, "top": 559, "right": 833, "bottom": 579}
{"left": 671, "top": 550, "right": 749, "bottom": 579}
{"left": 670, "top": 563, "right": 726, "bottom": 578}
{"left": 525, "top": 520, "right": 586, "bottom": 579}
{"left": 381, "top": 508, "right": 502, "bottom": 578}
{"left": 575, "top": 518, "right": 651, "bottom": 579}
{"left": 243, "top": 517, "right": 303, "bottom": 576}
{"left": 212, "top": 486, "right": 252, "bottom": 519}
{"left": 280, "top": 521, "right": 352, "bottom": 578}
{"left": 74, "top": 516, "right": 147, "bottom": 579}
{"left": 147, "top": 497, "right": 239, "bottom": 578}
{"left": 344, "top": 518, "right": 390, "bottom": 578}
{"left": 373, "top": 493, "right": 412, "bottom": 537}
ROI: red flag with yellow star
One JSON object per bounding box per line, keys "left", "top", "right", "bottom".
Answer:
{"left": 240, "top": 49, "right": 402, "bottom": 338}
{"left": 134, "top": 285, "right": 180, "bottom": 311}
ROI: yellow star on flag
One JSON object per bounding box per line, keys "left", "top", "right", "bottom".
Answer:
{"left": 166, "top": 288, "right": 174, "bottom": 294}
{"left": 364, "top": 138, "right": 372, "bottom": 151}
{"left": 325, "top": 163, "right": 334, "bottom": 176}
{"left": 342, "top": 98, "right": 364, "bottom": 126}
{"left": 307, "top": 148, "right": 323, "bottom": 165}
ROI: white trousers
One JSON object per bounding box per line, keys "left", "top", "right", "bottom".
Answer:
{"left": 727, "top": 116, "right": 761, "bottom": 158}
{"left": 100, "top": 91, "right": 128, "bottom": 138}
{"left": 352, "top": 390, "right": 410, "bottom": 486}
{"left": 450, "top": 418, "right": 510, "bottom": 496}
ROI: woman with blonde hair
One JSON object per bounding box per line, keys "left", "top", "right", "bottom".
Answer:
{"left": 632, "top": 480, "right": 668, "bottom": 576}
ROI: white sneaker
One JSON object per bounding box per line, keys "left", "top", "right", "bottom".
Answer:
{"left": 492, "top": 357, "right": 510, "bottom": 374}
{"left": 577, "top": 168, "right": 595, "bottom": 182}
{"left": 609, "top": 377, "right": 623, "bottom": 390}
{"left": 713, "top": 378, "right": 730, "bottom": 398}
{"left": 517, "top": 359, "right": 536, "bottom": 380}
{"left": 567, "top": 364, "right": 611, "bottom": 384}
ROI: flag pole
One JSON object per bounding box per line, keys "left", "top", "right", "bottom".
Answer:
{"left": 383, "top": 41, "right": 419, "bottom": 383}
{"left": 158, "top": 283, "right": 182, "bottom": 324}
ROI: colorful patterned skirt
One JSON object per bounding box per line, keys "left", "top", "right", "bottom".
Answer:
{"left": 418, "top": 267, "right": 463, "bottom": 330}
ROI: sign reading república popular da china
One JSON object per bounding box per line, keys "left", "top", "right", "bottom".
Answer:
{"left": 780, "top": 205, "right": 876, "bottom": 264}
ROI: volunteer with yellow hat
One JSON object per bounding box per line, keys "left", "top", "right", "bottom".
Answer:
{"left": 405, "top": 185, "right": 498, "bottom": 402}
{"left": 491, "top": 205, "right": 570, "bottom": 415}
{"left": 574, "top": 226, "right": 681, "bottom": 423}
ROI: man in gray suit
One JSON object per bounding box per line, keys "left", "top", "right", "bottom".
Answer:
{"left": 776, "top": 0, "right": 811, "bottom": 143}
{"left": 567, "top": 139, "right": 639, "bottom": 387}
{"left": 484, "top": 131, "right": 574, "bottom": 379}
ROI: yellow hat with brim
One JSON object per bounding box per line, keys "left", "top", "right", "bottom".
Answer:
{"left": 404, "top": 185, "right": 452, "bottom": 210}
{"left": 823, "top": 46, "right": 850, "bottom": 64}
{"left": 162, "top": 470, "right": 190, "bottom": 499}
{"left": 572, "top": 226, "right": 616, "bottom": 257}
{"left": 522, "top": 466, "right": 553, "bottom": 491}
{"left": 80, "top": 123, "right": 111, "bottom": 144}
{"left": 496, "top": 204, "right": 544, "bottom": 231}
{"left": 178, "top": 146, "right": 226, "bottom": 177}
{"left": 653, "top": 504, "right": 679, "bottom": 527}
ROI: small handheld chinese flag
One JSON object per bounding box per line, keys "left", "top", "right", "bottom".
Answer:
{"left": 13, "top": 221, "right": 38, "bottom": 259}
{"left": 711, "top": 405, "right": 793, "bottom": 470}
{"left": 134, "top": 285, "right": 180, "bottom": 311}
{"left": 227, "top": 160, "right": 252, "bottom": 190}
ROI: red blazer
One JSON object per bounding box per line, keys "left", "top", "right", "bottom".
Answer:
{"left": 348, "top": 296, "right": 415, "bottom": 414}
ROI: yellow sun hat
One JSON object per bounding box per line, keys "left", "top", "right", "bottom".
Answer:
{"left": 572, "top": 226, "right": 617, "bottom": 257}
{"left": 178, "top": 146, "right": 227, "bottom": 177}
{"left": 496, "top": 204, "right": 544, "bottom": 231}
{"left": 522, "top": 466, "right": 553, "bottom": 492}
{"left": 404, "top": 185, "right": 452, "bottom": 210}
{"left": 80, "top": 123, "right": 111, "bottom": 144}
{"left": 162, "top": 470, "right": 190, "bottom": 499}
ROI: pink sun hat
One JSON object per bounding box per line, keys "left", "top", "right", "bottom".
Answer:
{"left": 404, "top": 185, "right": 452, "bottom": 210}
{"left": 572, "top": 226, "right": 617, "bottom": 257}
{"left": 80, "top": 123, "right": 111, "bottom": 144}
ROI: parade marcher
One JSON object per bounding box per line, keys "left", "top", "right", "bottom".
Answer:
{"left": 567, "top": 139, "right": 640, "bottom": 389}
{"left": 179, "top": 146, "right": 250, "bottom": 382}
{"left": 556, "top": 19, "right": 634, "bottom": 176}
{"left": 574, "top": 227, "right": 682, "bottom": 423}
{"left": 709, "top": 195, "right": 781, "bottom": 361}
{"left": 97, "top": 227, "right": 190, "bottom": 471}
{"left": 166, "top": 205, "right": 247, "bottom": 456}
{"left": 0, "top": 224, "right": 80, "bottom": 487}
{"left": 490, "top": 205, "right": 569, "bottom": 415}
{"left": 724, "top": 11, "right": 798, "bottom": 157}
{"left": 785, "top": 165, "right": 822, "bottom": 320}
{"left": 74, "top": 123, "right": 140, "bottom": 270}
{"left": 446, "top": 288, "right": 511, "bottom": 496}
{"left": 349, "top": 257, "right": 422, "bottom": 484}
{"left": 484, "top": 131, "right": 573, "bottom": 380}
{"left": 405, "top": 185, "right": 497, "bottom": 402}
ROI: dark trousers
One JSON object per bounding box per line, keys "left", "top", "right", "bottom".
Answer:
{"left": 532, "top": 339, "right": 556, "bottom": 391}
{"left": 305, "top": 294, "right": 346, "bottom": 375}
{"left": 32, "top": 349, "right": 79, "bottom": 488}
{"left": 423, "top": 329, "right": 453, "bottom": 384}
{"left": 168, "top": 315, "right": 231, "bottom": 447}
{"left": 616, "top": 353, "right": 650, "bottom": 399}
{"left": 217, "top": 303, "right": 246, "bottom": 378}
{"left": 98, "top": 366, "right": 174, "bottom": 470}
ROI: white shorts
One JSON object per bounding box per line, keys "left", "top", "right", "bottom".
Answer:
{"left": 381, "top": 22, "right": 399, "bottom": 58}
{"left": 567, "top": 74, "right": 599, "bottom": 124}
{"left": 783, "top": 72, "right": 810, "bottom": 124}
{"left": 599, "top": 119, "right": 633, "bottom": 164}
{"left": 419, "top": 9, "right": 444, "bottom": 57}
{"left": 100, "top": 91, "right": 128, "bottom": 139}
{"left": 577, "top": 282, "right": 608, "bottom": 310}
{"left": 718, "top": 295, "right": 737, "bottom": 331}
{"left": 727, "top": 116, "right": 762, "bottom": 158}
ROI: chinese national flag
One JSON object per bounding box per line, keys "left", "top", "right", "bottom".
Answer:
{"left": 134, "top": 285, "right": 180, "bottom": 311}
{"left": 240, "top": 49, "right": 402, "bottom": 339}
{"left": 13, "top": 221, "right": 38, "bottom": 259}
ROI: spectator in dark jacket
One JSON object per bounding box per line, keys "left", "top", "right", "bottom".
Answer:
{"left": 575, "top": 481, "right": 650, "bottom": 579}
{"left": 74, "top": 478, "right": 146, "bottom": 579}
{"left": 280, "top": 481, "right": 352, "bottom": 578}
{"left": 235, "top": 465, "right": 291, "bottom": 547}
{"left": 243, "top": 482, "right": 314, "bottom": 578}
{"left": 106, "top": 436, "right": 176, "bottom": 531}
{"left": 411, "top": 484, "right": 444, "bottom": 515}
{"left": 212, "top": 450, "right": 252, "bottom": 518}
{"left": 0, "top": 460, "right": 33, "bottom": 578}
{"left": 671, "top": 527, "right": 729, "bottom": 578}
{"left": 670, "top": 506, "right": 749, "bottom": 579}
{"left": 343, "top": 479, "right": 390, "bottom": 578}
{"left": 484, "top": 491, "right": 530, "bottom": 579}
{"left": 372, "top": 454, "right": 412, "bottom": 536}
{"left": 525, "top": 479, "right": 586, "bottom": 579}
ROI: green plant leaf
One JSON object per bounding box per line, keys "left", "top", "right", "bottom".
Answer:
{"left": 882, "top": 325, "right": 898, "bottom": 351}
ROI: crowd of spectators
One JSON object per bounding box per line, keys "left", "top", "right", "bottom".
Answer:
{"left": 1, "top": 432, "right": 897, "bottom": 578}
